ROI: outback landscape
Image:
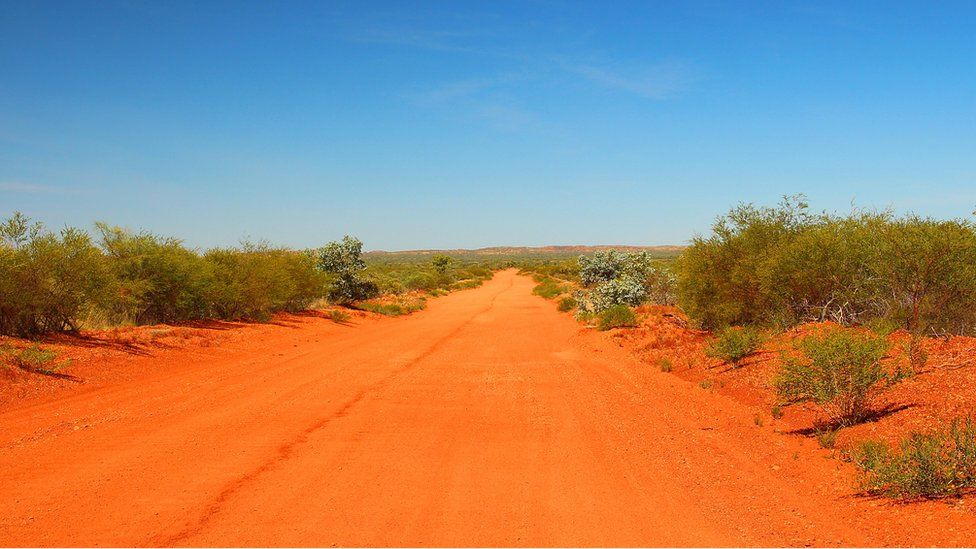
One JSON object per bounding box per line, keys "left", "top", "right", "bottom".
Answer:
{"left": 3, "top": 198, "right": 976, "bottom": 546}
{"left": 4, "top": 2, "right": 975, "bottom": 547}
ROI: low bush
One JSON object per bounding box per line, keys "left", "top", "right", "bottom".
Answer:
{"left": 597, "top": 304, "right": 637, "bottom": 331}
{"left": 705, "top": 326, "right": 764, "bottom": 367}
{"left": 206, "top": 244, "right": 326, "bottom": 320}
{"left": 359, "top": 297, "right": 426, "bottom": 316}
{"left": 328, "top": 309, "right": 350, "bottom": 323}
{"left": 576, "top": 250, "right": 675, "bottom": 312}
{"left": 533, "top": 278, "right": 565, "bottom": 299}
{"left": 97, "top": 223, "right": 213, "bottom": 325}
{"left": 854, "top": 417, "right": 976, "bottom": 499}
{"left": 0, "top": 344, "right": 71, "bottom": 374}
{"left": 557, "top": 296, "right": 577, "bottom": 312}
{"left": 451, "top": 279, "right": 483, "bottom": 290}
{"left": 1, "top": 214, "right": 111, "bottom": 336}
{"left": 776, "top": 327, "right": 889, "bottom": 426}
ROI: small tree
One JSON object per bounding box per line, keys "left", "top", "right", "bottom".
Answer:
{"left": 317, "top": 236, "right": 379, "bottom": 304}
{"left": 776, "top": 327, "right": 889, "bottom": 426}
{"left": 431, "top": 254, "right": 452, "bottom": 275}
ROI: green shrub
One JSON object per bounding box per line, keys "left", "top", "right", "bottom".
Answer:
{"left": 328, "top": 309, "right": 350, "bottom": 323}
{"left": 533, "top": 278, "right": 565, "bottom": 299}
{"left": 0, "top": 213, "right": 111, "bottom": 336}
{"left": 206, "top": 245, "right": 326, "bottom": 320}
{"left": 854, "top": 417, "right": 976, "bottom": 499}
{"left": 675, "top": 196, "right": 976, "bottom": 334}
{"left": 431, "top": 254, "right": 452, "bottom": 274}
{"left": 0, "top": 344, "right": 71, "bottom": 374}
{"left": 705, "top": 326, "right": 764, "bottom": 367}
{"left": 597, "top": 304, "right": 637, "bottom": 331}
{"left": 658, "top": 357, "right": 673, "bottom": 372}
{"left": 317, "top": 236, "right": 379, "bottom": 304}
{"left": 451, "top": 279, "right": 483, "bottom": 290}
{"left": 776, "top": 327, "right": 889, "bottom": 426}
{"left": 359, "top": 297, "right": 426, "bottom": 316}
{"left": 97, "top": 223, "right": 213, "bottom": 324}
{"left": 557, "top": 296, "right": 577, "bottom": 312}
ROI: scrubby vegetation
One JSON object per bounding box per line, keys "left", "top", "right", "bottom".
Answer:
{"left": 706, "top": 326, "right": 764, "bottom": 368}
{"left": 362, "top": 253, "right": 494, "bottom": 296}
{"left": 597, "top": 304, "right": 638, "bottom": 331}
{"left": 532, "top": 276, "right": 567, "bottom": 299}
{"left": 676, "top": 196, "right": 976, "bottom": 335}
{"left": 557, "top": 296, "right": 577, "bottom": 312}
{"left": 854, "top": 416, "right": 976, "bottom": 499}
{"left": 357, "top": 296, "right": 427, "bottom": 316}
{"left": 575, "top": 250, "right": 676, "bottom": 313}
{"left": 318, "top": 236, "right": 379, "bottom": 304}
{"left": 1, "top": 213, "right": 111, "bottom": 335}
{"left": 776, "top": 327, "right": 890, "bottom": 426}
{"left": 0, "top": 212, "right": 495, "bottom": 337}
{"left": 0, "top": 343, "right": 70, "bottom": 374}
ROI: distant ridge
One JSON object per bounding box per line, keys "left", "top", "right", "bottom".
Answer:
{"left": 365, "top": 245, "right": 684, "bottom": 256}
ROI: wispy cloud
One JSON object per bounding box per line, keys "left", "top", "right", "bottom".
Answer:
{"left": 0, "top": 181, "right": 78, "bottom": 194}
{"left": 561, "top": 59, "right": 700, "bottom": 99}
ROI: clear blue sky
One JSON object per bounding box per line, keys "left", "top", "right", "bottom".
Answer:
{"left": 2, "top": 1, "right": 974, "bottom": 250}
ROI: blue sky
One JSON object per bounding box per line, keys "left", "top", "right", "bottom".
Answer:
{"left": 2, "top": 1, "right": 974, "bottom": 250}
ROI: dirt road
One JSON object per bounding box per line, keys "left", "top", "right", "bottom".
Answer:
{"left": 1, "top": 270, "right": 973, "bottom": 547}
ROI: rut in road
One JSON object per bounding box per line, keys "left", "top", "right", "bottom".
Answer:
{"left": 1, "top": 270, "right": 974, "bottom": 547}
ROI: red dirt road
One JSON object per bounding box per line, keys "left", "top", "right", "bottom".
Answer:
{"left": 1, "top": 270, "right": 974, "bottom": 547}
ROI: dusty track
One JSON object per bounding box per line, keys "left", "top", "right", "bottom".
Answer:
{"left": 1, "top": 270, "right": 974, "bottom": 547}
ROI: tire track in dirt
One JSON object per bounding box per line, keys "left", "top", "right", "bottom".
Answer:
{"left": 155, "top": 278, "right": 514, "bottom": 546}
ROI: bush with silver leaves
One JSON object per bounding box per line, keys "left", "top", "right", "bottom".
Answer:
{"left": 576, "top": 250, "right": 675, "bottom": 313}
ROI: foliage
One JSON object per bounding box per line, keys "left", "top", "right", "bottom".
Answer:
{"left": 358, "top": 296, "right": 426, "bottom": 316}
{"left": 431, "top": 254, "right": 452, "bottom": 274}
{"left": 675, "top": 196, "right": 976, "bottom": 334}
{"left": 363, "top": 253, "right": 494, "bottom": 297}
{"left": 1, "top": 213, "right": 111, "bottom": 336}
{"left": 596, "top": 304, "right": 637, "bottom": 331}
{"left": 776, "top": 327, "right": 890, "bottom": 426}
{"left": 854, "top": 416, "right": 976, "bottom": 499}
{"left": 557, "top": 296, "right": 577, "bottom": 312}
{"left": 206, "top": 244, "right": 327, "bottom": 320}
{"left": 705, "top": 326, "right": 764, "bottom": 367}
{"left": 0, "top": 344, "right": 70, "bottom": 373}
{"left": 576, "top": 250, "right": 676, "bottom": 313}
{"left": 533, "top": 277, "right": 566, "bottom": 299}
{"left": 317, "top": 236, "right": 379, "bottom": 304}
{"left": 97, "top": 223, "right": 214, "bottom": 324}
{"left": 0, "top": 212, "right": 335, "bottom": 335}
{"left": 328, "top": 309, "right": 350, "bottom": 323}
